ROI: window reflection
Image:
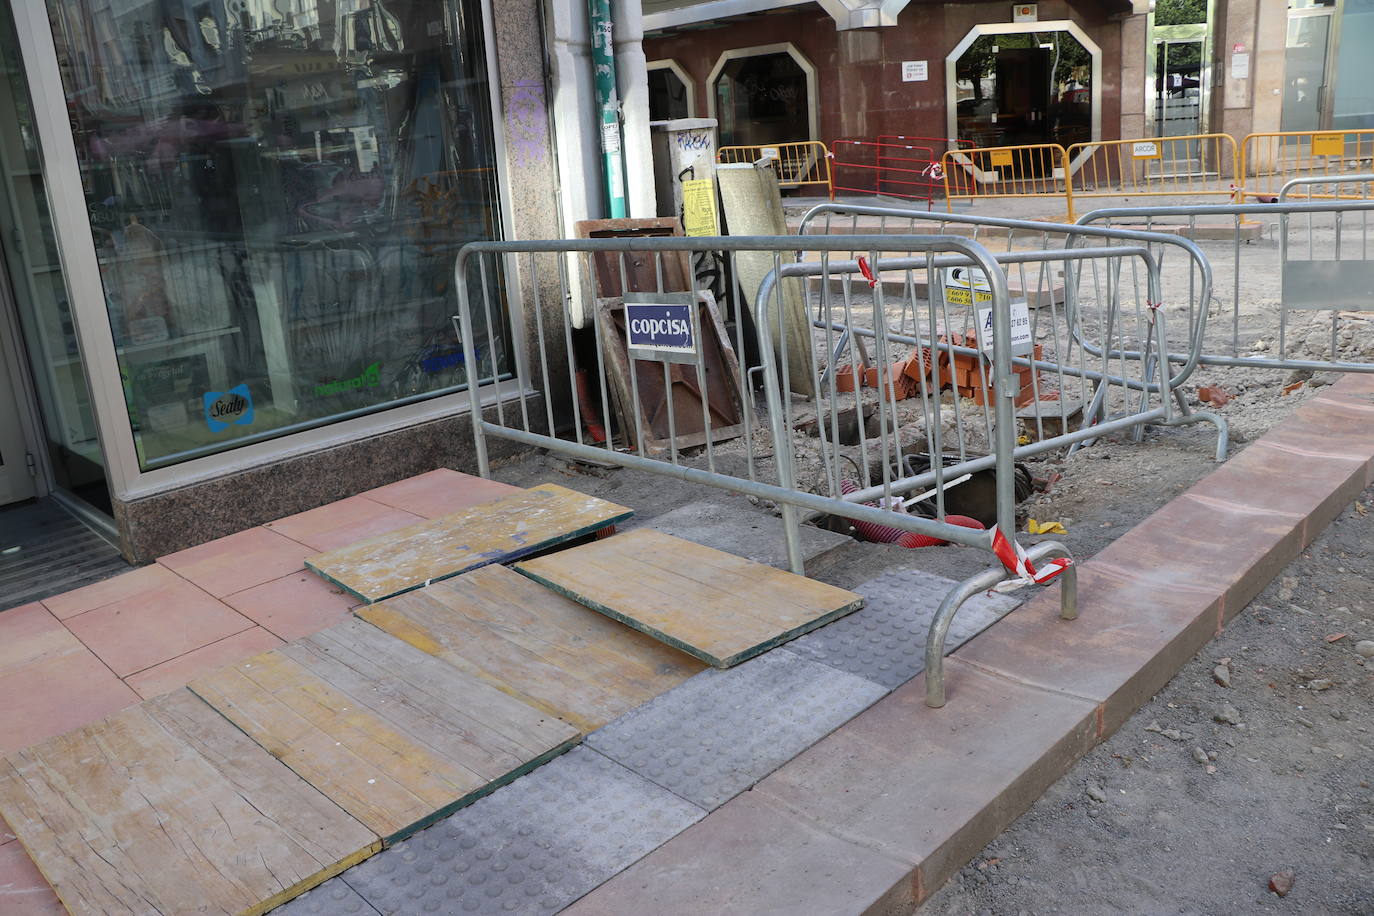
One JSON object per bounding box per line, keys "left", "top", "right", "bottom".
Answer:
{"left": 47, "top": 0, "right": 509, "bottom": 469}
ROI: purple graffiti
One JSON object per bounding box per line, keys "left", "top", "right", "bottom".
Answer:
{"left": 506, "top": 81, "right": 549, "bottom": 169}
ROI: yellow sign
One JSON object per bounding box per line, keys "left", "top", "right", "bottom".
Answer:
{"left": 989, "top": 149, "right": 1014, "bottom": 167}
{"left": 681, "top": 179, "right": 719, "bottom": 237}
{"left": 1312, "top": 133, "right": 1345, "bottom": 157}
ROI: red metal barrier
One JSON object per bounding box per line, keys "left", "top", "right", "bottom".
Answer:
{"left": 829, "top": 136, "right": 974, "bottom": 205}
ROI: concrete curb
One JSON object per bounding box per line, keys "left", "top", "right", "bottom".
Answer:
{"left": 565, "top": 374, "right": 1374, "bottom": 915}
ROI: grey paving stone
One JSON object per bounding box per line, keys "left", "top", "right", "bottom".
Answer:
{"left": 585, "top": 649, "right": 889, "bottom": 810}
{"left": 782, "top": 567, "right": 1023, "bottom": 688}
{"left": 643, "top": 502, "right": 851, "bottom": 573}
{"left": 341, "top": 746, "right": 704, "bottom": 916}
{"left": 271, "top": 877, "right": 379, "bottom": 915}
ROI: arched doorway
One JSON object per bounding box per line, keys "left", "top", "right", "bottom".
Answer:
{"left": 708, "top": 44, "right": 818, "bottom": 147}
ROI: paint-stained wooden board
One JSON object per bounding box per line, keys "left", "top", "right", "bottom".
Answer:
{"left": 358, "top": 565, "right": 706, "bottom": 732}
{"left": 514, "top": 530, "right": 865, "bottom": 668}
{"left": 305, "top": 483, "right": 633, "bottom": 603}
{"left": 0, "top": 689, "right": 380, "bottom": 916}
{"left": 189, "top": 618, "right": 580, "bottom": 843}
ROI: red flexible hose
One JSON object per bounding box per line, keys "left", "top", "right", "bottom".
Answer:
{"left": 840, "top": 479, "right": 986, "bottom": 547}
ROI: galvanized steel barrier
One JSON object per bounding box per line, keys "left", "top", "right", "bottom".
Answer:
{"left": 716, "top": 141, "right": 832, "bottom": 193}
{"left": 452, "top": 233, "right": 1078, "bottom": 707}
{"left": 1077, "top": 197, "right": 1374, "bottom": 373}
{"left": 797, "top": 202, "right": 1229, "bottom": 460}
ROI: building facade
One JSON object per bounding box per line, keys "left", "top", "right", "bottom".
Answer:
{"left": 0, "top": 0, "right": 658, "bottom": 562}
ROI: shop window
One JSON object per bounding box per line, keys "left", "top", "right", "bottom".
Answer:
{"left": 712, "top": 48, "right": 813, "bottom": 146}
{"left": 648, "top": 61, "right": 692, "bottom": 121}
{"left": 44, "top": 0, "right": 511, "bottom": 470}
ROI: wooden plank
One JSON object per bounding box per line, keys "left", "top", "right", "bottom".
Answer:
{"left": 0, "top": 690, "right": 379, "bottom": 916}
{"left": 304, "top": 483, "right": 632, "bottom": 604}
{"left": 189, "top": 619, "right": 580, "bottom": 843}
{"left": 358, "top": 566, "right": 705, "bottom": 732}
{"left": 514, "top": 530, "right": 865, "bottom": 668}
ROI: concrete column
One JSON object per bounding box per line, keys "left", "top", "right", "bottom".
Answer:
{"left": 1119, "top": 11, "right": 1149, "bottom": 140}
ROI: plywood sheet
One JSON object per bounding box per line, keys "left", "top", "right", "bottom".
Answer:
{"left": 305, "top": 483, "right": 632, "bottom": 604}
{"left": 358, "top": 565, "right": 705, "bottom": 732}
{"left": 189, "top": 619, "right": 580, "bottom": 843}
{"left": 514, "top": 530, "right": 865, "bottom": 668}
{"left": 0, "top": 690, "right": 380, "bottom": 916}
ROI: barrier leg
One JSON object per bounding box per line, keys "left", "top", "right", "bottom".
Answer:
{"left": 925, "top": 541, "right": 1076, "bottom": 708}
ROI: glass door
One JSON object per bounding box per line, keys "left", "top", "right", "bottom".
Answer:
{"left": 1283, "top": 8, "right": 1335, "bottom": 132}
{"left": 0, "top": 1, "right": 109, "bottom": 513}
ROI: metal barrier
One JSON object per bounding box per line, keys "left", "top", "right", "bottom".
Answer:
{"left": 829, "top": 138, "right": 941, "bottom": 204}
{"left": 1241, "top": 130, "right": 1374, "bottom": 202}
{"left": 1068, "top": 134, "right": 1240, "bottom": 207}
{"left": 796, "top": 201, "right": 1228, "bottom": 458}
{"left": 1077, "top": 197, "right": 1374, "bottom": 373}
{"left": 942, "top": 143, "right": 1072, "bottom": 216}
{"left": 453, "top": 233, "right": 1081, "bottom": 707}
{"left": 716, "top": 141, "right": 832, "bottom": 193}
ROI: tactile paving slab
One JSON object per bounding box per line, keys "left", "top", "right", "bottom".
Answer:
{"left": 781, "top": 568, "right": 1023, "bottom": 688}
{"left": 270, "top": 877, "right": 379, "bottom": 915}
{"left": 340, "top": 746, "right": 704, "bottom": 916}
{"left": 584, "top": 649, "right": 889, "bottom": 810}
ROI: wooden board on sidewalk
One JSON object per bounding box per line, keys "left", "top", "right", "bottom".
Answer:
{"left": 189, "top": 618, "right": 580, "bottom": 843}
{"left": 0, "top": 689, "right": 380, "bottom": 916}
{"left": 514, "top": 530, "right": 865, "bottom": 668}
{"left": 358, "top": 565, "right": 705, "bottom": 732}
{"left": 305, "top": 483, "right": 632, "bottom": 604}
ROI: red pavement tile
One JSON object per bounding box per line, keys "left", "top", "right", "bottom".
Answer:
{"left": 564, "top": 792, "right": 916, "bottom": 916}
{"left": 157, "top": 526, "right": 313, "bottom": 598}
{"left": 0, "top": 604, "right": 82, "bottom": 673}
{"left": 0, "top": 815, "right": 13, "bottom": 844}
{"left": 1214, "top": 439, "right": 1367, "bottom": 547}
{"left": 222, "top": 570, "right": 357, "bottom": 641}
{"left": 952, "top": 561, "right": 1222, "bottom": 735}
{"left": 40, "top": 564, "right": 183, "bottom": 621}
{"left": 0, "top": 608, "right": 138, "bottom": 755}
{"left": 63, "top": 576, "right": 254, "bottom": 678}
{"left": 123, "top": 627, "right": 284, "bottom": 699}
{"left": 0, "top": 841, "right": 65, "bottom": 915}
{"left": 750, "top": 661, "right": 1096, "bottom": 903}
{"left": 263, "top": 495, "right": 423, "bottom": 552}
{"left": 361, "top": 468, "right": 522, "bottom": 519}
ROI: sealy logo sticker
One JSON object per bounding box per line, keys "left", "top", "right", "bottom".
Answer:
{"left": 314, "top": 362, "right": 381, "bottom": 398}
{"left": 203, "top": 383, "right": 254, "bottom": 432}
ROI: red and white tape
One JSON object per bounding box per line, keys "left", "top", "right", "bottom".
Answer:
{"left": 857, "top": 256, "right": 878, "bottom": 289}
{"left": 989, "top": 528, "right": 1072, "bottom": 591}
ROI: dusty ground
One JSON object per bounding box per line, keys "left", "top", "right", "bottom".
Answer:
{"left": 921, "top": 488, "right": 1374, "bottom": 916}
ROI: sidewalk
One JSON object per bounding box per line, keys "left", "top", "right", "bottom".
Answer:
{"left": 0, "top": 470, "right": 523, "bottom": 915}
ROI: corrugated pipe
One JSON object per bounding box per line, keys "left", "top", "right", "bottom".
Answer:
{"left": 840, "top": 479, "right": 985, "bottom": 547}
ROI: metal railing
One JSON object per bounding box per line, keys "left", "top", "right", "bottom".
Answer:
{"left": 1241, "top": 129, "right": 1374, "bottom": 201}
{"left": 453, "top": 233, "right": 1078, "bottom": 707}
{"left": 1068, "top": 134, "right": 1240, "bottom": 206}
{"left": 829, "top": 138, "right": 940, "bottom": 205}
{"left": 796, "top": 202, "right": 1229, "bottom": 461}
{"left": 716, "top": 141, "right": 832, "bottom": 193}
{"left": 1077, "top": 196, "right": 1374, "bottom": 373}
{"left": 942, "top": 143, "right": 1072, "bottom": 216}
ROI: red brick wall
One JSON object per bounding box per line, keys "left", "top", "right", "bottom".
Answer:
{"left": 644, "top": 0, "right": 1123, "bottom": 146}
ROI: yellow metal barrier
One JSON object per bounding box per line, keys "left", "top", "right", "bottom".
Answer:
{"left": 716, "top": 141, "right": 832, "bottom": 193}
{"left": 1240, "top": 130, "right": 1374, "bottom": 200}
{"left": 941, "top": 143, "right": 1073, "bottom": 217}
{"left": 1067, "top": 134, "right": 1239, "bottom": 206}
